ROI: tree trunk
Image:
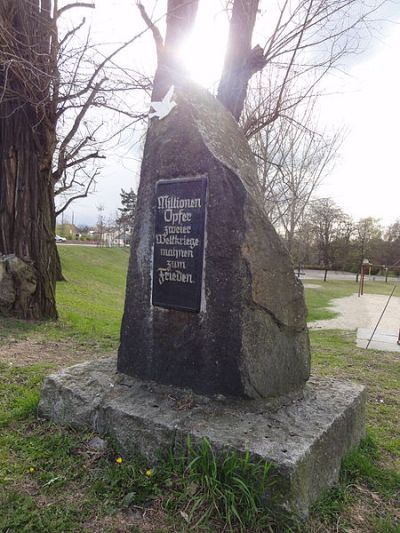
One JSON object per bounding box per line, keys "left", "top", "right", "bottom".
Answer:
{"left": 152, "top": 0, "right": 200, "bottom": 99}
{"left": 217, "top": 0, "right": 261, "bottom": 120}
{"left": 55, "top": 247, "right": 66, "bottom": 282}
{"left": 0, "top": 104, "right": 58, "bottom": 319}
{"left": 0, "top": 1, "right": 58, "bottom": 319}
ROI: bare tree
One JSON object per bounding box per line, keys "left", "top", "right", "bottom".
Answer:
{"left": 140, "top": 0, "right": 386, "bottom": 116}
{"left": 239, "top": 0, "right": 385, "bottom": 138}
{"left": 138, "top": 0, "right": 379, "bottom": 242}
{"left": 0, "top": 0, "right": 148, "bottom": 318}
{"left": 216, "top": 0, "right": 380, "bottom": 244}
{"left": 96, "top": 204, "right": 106, "bottom": 247}
{"left": 250, "top": 99, "right": 343, "bottom": 251}
{"left": 308, "top": 197, "right": 346, "bottom": 280}
{"left": 383, "top": 219, "right": 400, "bottom": 267}
{"left": 354, "top": 217, "right": 382, "bottom": 281}
{"left": 331, "top": 216, "right": 356, "bottom": 272}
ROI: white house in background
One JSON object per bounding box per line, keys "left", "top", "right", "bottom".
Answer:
{"left": 98, "top": 227, "right": 131, "bottom": 247}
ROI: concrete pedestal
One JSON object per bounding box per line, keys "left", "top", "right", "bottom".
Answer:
{"left": 38, "top": 357, "right": 366, "bottom": 517}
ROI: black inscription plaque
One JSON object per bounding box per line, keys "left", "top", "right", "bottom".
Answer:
{"left": 152, "top": 176, "right": 207, "bottom": 312}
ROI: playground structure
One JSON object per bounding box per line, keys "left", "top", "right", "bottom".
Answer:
{"left": 357, "top": 259, "right": 400, "bottom": 350}
{"left": 358, "top": 259, "right": 400, "bottom": 296}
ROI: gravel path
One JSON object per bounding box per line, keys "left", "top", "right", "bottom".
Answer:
{"left": 310, "top": 293, "right": 400, "bottom": 331}
{"left": 310, "top": 293, "right": 400, "bottom": 352}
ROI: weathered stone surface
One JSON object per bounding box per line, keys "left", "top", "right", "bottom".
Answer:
{"left": 88, "top": 436, "right": 108, "bottom": 451}
{"left": 118, "top": 81, "right": 310, "bottom": 399}
{"left": 0, "top": 256, "right": 15, "bottom": 309}
{"left": 39, "top": 358, "right": 366, "bottom": 517}
{"left": 0, "top": 254, "right": 37, "bottom": 315}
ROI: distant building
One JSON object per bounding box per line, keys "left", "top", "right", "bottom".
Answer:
{"left": 56, "top": 223, "right": 79, "bottom": 239}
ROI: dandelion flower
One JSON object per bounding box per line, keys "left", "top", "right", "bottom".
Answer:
{"left": 145, "top": 468, "right": 153, "bottom": 477}
{"left": 115, "top": 457, "right": 123, "bottom": 464}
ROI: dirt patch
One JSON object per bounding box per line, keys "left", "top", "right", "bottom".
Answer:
{"left": 84, "top": 500, "right": 171, "bottom": 533}
{"left": 0, "top": 337, "right": 112, "bottom": 368}
{"left": 343, "top": 485, "right": 400, "bottom": 533}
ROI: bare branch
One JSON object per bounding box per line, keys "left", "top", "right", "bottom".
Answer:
{"left": 55, "top": 169, "right": 99, "bottom": 216}
{"left": 137, "top": 2, "right": 164, "bottom": 61}
{"left": 55, "top": 79, "right": 106, "bottom": 179}
{"left": 56, "top": 33, "right": 146, "bottom": 103}
{"left": 56, "top": 2, "right": 95, "bottom": 19}
{"left": 65, "top": 152, "right": 105, "bottom": 172}
{"left": 59, "top": 18, "right": 87, "bottom": 49}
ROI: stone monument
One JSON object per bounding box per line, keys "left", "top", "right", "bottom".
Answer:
{"left": 118, "top": 81, "right": 310, "bottom": 399}
{"left": 39, "top": 80, "right": 366, "bottom": 518}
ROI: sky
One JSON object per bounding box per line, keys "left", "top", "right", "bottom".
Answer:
{"left": 318, "top": 10, "right": 400, "bottom": 227}
{"left": 57, "top": 0, "right": 400, "bottom": 229}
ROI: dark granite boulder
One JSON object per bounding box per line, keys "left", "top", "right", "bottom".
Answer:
{"left": 118, "top": 81, "right": 310, "bottom": 399}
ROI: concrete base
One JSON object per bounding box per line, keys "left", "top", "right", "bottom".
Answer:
{"left": 38, "top": 358, "right": 366, "bottom": 517}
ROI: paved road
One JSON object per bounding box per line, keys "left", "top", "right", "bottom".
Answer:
{"left": 300, "top": 269, "right": 400, "bottom": 283}
{"left": 58, "top": 242, "right": 106, "bottom": 247}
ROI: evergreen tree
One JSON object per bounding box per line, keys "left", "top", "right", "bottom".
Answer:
{"left": 116, "top": 189, "right": 137, "bottom": 231}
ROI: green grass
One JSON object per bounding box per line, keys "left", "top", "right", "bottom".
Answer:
{"left": 341, "top": 437, "right": 400, "bottom": 497}
{"left": 310, "top": 329, "right": 400, "bottom": 464}
{"left": 0, "top": 247, "right": 129, "bottom": 352}
{"left": 0, "top": 423, "right": 105, "bottom": 532}
{"left": 308, "top": 433, "right": 400, "bottom": 532}
{"left": 163, "top": 437, "right": 277, "bottom": 532}
{"left": 0, "top": 249, "right": 399, "bottom": 532}
{"left": 56, "top": 247, "right": 129, "bottom": 347}
{"left": 0, "top": 422, "right": 280, "bottom": 532}
{"left": 306, "top": 326, "right": 400, "bottom": 531}
{"left": 1, "top": 492, "right": 89, "bottom": 532}
{"left": 0, "top": 362, "right": 53, "bottom": 427}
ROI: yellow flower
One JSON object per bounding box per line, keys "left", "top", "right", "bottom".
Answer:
{"left": 115, "top": 457, "right": 123, "bottom": 464}
{"left": 28, "top": 467, "right": 35, "bottom": 473}
{"left": 145, "top": 468, "right": 153, "bottom": 477}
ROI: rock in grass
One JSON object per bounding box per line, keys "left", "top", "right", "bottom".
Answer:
{"left": 87, "top": 436, "right": 107, "bottom": 451}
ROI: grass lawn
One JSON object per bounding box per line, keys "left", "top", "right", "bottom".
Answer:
{"left": 0, "top": 248, "right": 399, "bottom": 532}
{"left": 0, "top": 246, "right": 129, "bottom": 355}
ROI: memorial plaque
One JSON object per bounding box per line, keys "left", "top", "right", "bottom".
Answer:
{"left": 152, "top": 176, "right": 207, "bottom": 312}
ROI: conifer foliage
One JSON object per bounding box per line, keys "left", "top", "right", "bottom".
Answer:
{"left": 116, "top": 189, "right": 137, "bottom": 232}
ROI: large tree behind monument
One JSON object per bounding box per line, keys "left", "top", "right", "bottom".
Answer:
{"left": 141, "top": 0, "right": 383, "bottom": 125}
{"left": 138, "top": 0, "right": 384, "bottom": 214}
